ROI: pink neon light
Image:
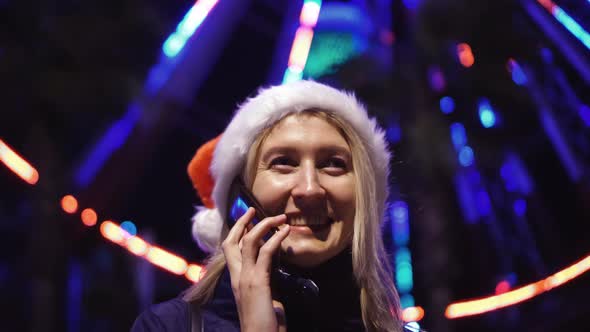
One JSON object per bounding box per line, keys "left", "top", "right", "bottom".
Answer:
{"left": 537, "top": 0, "right": 556, "bottom": 12}
{"left": 188, "top": 0, "right": 219, "bottom": 29}
{"left": 300, "top": 1, "right": 321, "bottom": 27}
{"left": 495, "top": 280, "right": 511, "bottom": 294}
{"left": 0, "top": 139, "right": 39, "bottom": 185}
{"left": 196, "top": 0, "right": 218, "bottom": 12}
{"left": 288, "top": 27, "right": 314, "bottom": 69}
{"left": 446, "top": 254, "right": 590, "bottom": 318}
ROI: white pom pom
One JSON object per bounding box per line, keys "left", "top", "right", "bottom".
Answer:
{"left": 191, "top": 207, "right": 224, "bottom": 253}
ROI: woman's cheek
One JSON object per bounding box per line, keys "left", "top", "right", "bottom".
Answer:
{"left": 252, "top": 173, "right": 294, "bottom": 215}
{"left": 327, "top": 176, "right": 356, "bottom": 215}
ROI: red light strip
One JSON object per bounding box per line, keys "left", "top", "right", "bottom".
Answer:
{"left": 99, "top": 219, "right": 205, "bottom": 282}
{"left": 402, "top": 306, "right": 424, "bottom": 322}
{"left": 0, "top": 139, "right": 39, "bottom": 185}
{"left": 445, "top": 254, "right": 590, "bottom": 318}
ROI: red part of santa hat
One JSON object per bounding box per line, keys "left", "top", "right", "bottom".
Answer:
{"left": 187, "top": 135, "right": 221, "bottom": 209}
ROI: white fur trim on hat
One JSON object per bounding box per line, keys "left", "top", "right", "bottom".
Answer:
{"left": 191, "top": 207, "right": 225, "bottom": 253}
{"left": 192, "top": 79, "right": 391, "bottom": 253}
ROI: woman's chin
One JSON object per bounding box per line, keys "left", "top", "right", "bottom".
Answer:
{"left": 280, "top": 239, "right": 342, "bottom": 268}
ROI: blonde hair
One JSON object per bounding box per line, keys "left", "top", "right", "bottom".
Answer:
{"left": 183, "top": 110, "right": 402, "bottom": 331}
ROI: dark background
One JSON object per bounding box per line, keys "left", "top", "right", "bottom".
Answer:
{"left": 1, "top": 0, "right": 589, "bottom": 331}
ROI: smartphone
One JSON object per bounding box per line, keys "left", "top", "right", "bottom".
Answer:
{"left": 226, "top": 177, "right": 274, "bottom": 241}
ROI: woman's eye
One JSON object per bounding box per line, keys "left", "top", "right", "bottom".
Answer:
{"left": 269, "top": 156, "right": 296, "bottom": 168}
{"left": 324, "top": 158, "right": 347, "bottom": 169}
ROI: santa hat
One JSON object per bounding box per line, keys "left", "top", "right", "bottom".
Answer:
{"left": 188, "top": 80, "right": 391, "bottom": 253}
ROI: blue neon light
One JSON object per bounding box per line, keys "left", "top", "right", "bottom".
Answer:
{"left": 400, "top": 294, "right": 415, "bottom": 308}
{"left": 478, "top": 99, "right": 496, "bottom": 128}
{"left": 458, "top": 146, "right": 474, "bottom": 167}
{"left": 479, "top": 109, "right": 496, "bottom": 128}
{"left": 450, "top": 123, "right": 467, "bottom": 149}
{"left": 403, "top": 0, "right": 420, "bottom": 10}
{"left": 440, "top": 96, "right": 455, "bottom": 114}
{"left": 121, "top": 221, "right": 138, "bottom": 236}
{"left": 500, "top": 153, "right": 534, "bottom": 194}
{"left": 391, "top": 201, "right": 410, "bottom": 246}
{"left": 386, "top": 123, "right": 402, "bottom": 143}
{"left": 579, "top": 104, "right": 590, "bottom": 127}
{"left": 318, "top": 2, "right": 363, "bottom": 26}
{"left": 395, "top": 247, "right": 411, "bottom": 265}
{"left": 163, "top": 34, "right": 188, "bottom": 58}
{"left": 75, "top": 104, "right": 141, "bottom": 188}
{"left": 67, "top": 261, "right": 82, "bottom": 332}
{"left": 540, "top": 109, "right": 583, "bottom": 181}
{"left": 500, "top": 163, "right": 517, "bottom": 192}
{"left": 393, "top": 220, "right": 409, "bottom": 236}
{"left": 513, "top": 199, "right": 527, "bottom": 217}
{"left": 540, "top": 47, "right": 553, "bottom": 64}
{"left": 391, "top": 201, "right": 409, "bottom": 223}
{"left": 390, "top": 201, "right": 415, "bottom": 304}
{"left": 283, "top": 67, "right": 303, "bottom": 84}
{"left": 395, "top": 261, "right": 414, "bottom": 292}
{"left": 455, "top": 171, "right": 479, "bottom": 223}
{"left": 511, "top": 64, "right": 527, "bottom": 85}
{"left": 162, "top": 2, "right": 218, "bottom": 58}
{"left": 476, "top": 190, "right": 492, "bottom": 217}
{"left": 553, "top": 7, "right": 590, "bottom": 50}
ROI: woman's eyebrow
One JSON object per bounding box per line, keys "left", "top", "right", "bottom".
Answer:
{"left": 317, "top": 145, "right": 351, "bottom": 156}
{"left": 259, "top": 146, "right": 297, "bottom": 161}
{"left": 260, "top": 145, "right": 351, "bottom": 161}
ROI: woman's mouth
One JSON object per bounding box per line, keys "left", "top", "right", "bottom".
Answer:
{"left": 286, "top": 215, "right": 334, "bottom": 234}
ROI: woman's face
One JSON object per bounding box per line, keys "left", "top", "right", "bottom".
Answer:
{"left": 251, "top": 114, "right": 356, "bottom": 267}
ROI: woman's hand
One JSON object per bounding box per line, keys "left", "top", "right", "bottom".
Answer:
{"left": 221, "top": 207, "right": 290, "bottom": 332}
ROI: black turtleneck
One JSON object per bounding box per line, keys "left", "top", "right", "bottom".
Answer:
{"left": 277, "top": 248, "right": 363, "bottom": 332}
{"left": 203, "top": 248, "right": 364, "bottom": 332}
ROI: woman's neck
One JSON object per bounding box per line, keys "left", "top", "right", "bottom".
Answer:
{"left": 277, "top": 248, "right": 363, "bottom": 331}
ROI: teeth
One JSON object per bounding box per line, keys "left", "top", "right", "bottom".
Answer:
{"left": 288, "top": 216, "right": 330, "bottom": 226}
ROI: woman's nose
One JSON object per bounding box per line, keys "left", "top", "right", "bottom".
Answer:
{"left": 291, "top": 162, "right": 326, "bottom": 206}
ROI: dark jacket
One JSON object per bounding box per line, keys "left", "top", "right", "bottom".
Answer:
{"left": 131, "top": 251, "right": 415, "bottom": 331}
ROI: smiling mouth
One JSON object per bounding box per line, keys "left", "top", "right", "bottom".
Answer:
{"left": 286, "top": 215, "right": 334, "bottom": 229}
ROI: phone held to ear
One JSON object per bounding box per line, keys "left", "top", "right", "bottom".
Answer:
{"left": 226, "top": 177, "right": 319, "bottom": 300}
{"left": 227, "top": 177, "right": 274, "bottom": 241}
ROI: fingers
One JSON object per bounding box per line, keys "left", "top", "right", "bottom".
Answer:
{"left": 223, "top": 207, "right": 256, "bottom": 247}
{"left": 256, "top": 225, "right": 290, "bottom": 270}
{"left": 241, "top": 214, "right": 287, "bottom": 270}
{"left": 222, "top": 207, "right": 256, "bottom": 282}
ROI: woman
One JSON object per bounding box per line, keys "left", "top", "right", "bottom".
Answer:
{"left": 132, "top": 80, "right": 406, "bottom": 331}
